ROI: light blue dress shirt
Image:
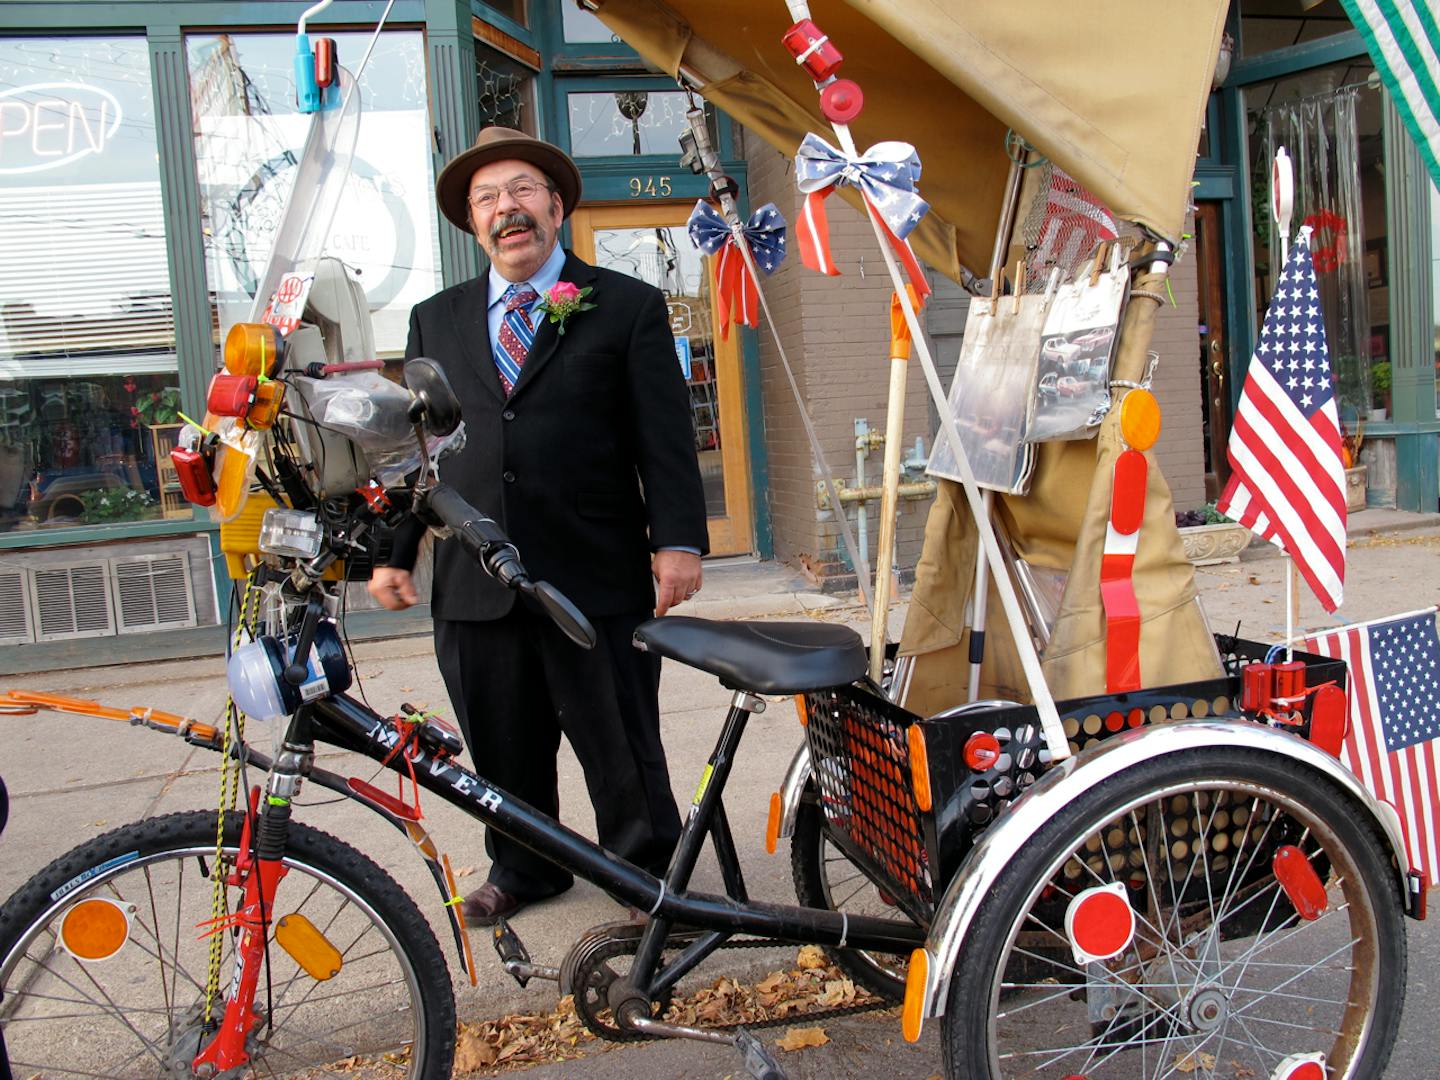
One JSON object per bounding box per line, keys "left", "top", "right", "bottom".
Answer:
{"left": 486, "top": 242, "right": 567, "bottom": 357}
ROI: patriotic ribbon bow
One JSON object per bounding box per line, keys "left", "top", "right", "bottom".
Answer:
{"left": 686, "top": 200, "right": 788, "bottom": 340}
{"left": 792, "top": 133, "right": 931, "bottom": 299}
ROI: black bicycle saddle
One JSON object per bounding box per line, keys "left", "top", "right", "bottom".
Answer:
{"left": 633, "top": 617, "right": 867, "bottom": 694}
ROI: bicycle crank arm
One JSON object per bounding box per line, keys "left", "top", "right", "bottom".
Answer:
{"left": 621, "top": 1013, "right": 788, "bottom": 1080}
{"left": 490, "top": 917, "right": 560, "bottom": 987}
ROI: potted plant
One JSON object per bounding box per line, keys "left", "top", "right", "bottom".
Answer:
{"left": 134, "top": 387, "right": 182, "bottom": 428}
{"left": 1341, "top": 418, "right": 1367, "bottom": 512}
{"left": 1175, "top": 503, "right": 1252, "bottom": 565}
{"left": 1369, "top": 361, "right": 1391, "bottom": 421}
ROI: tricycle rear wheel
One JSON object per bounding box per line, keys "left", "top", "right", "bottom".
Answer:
{"left": 941, "top": 747, "right": 1405, "bottom": 1079}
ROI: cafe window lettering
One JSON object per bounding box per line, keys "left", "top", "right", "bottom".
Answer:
{"left": 187, "top": 30, "right": 442, "bottom": 357}
{"left": 0, "top": 37, "right": 179, "bottom": 532}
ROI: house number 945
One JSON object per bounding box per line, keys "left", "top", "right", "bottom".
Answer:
{"left": 628, "top": 176, "right": 672, "bottom": 198}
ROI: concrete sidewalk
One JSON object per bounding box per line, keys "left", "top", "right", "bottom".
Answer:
{"left": 2, "top": 511, "right": 1438, "bottom": 1078}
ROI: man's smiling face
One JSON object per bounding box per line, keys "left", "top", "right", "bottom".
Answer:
{"left": 467, "top": 159, "right": 565, "bottom": 282}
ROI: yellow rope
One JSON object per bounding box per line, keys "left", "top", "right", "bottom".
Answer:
{"left": 203, "top": 576, "right": 261, "bottom": 1025}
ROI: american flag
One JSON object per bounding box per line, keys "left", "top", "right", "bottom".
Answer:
{"left": 1216, "top": 227, "right": 1346, "bottom": 612}
{"left": 1304, "top": 609, "right": 1440, "bottom": 885}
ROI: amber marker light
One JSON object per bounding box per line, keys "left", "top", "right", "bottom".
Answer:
{"left": 223, "top": 321, "right": 284, "bottom": 378}
{"left": 901, "top": 948, "right": 929, "bottom": 1042}
{"left": 57, "top": 897, "right": 133, "bottom": 961}
{"left": 907, "top": 724, "right": 932, "bottom": 812}
{"left": 765, "top": 792, "right": 782, "bottom": 854}
{"left": 793, "top": 693, "right": 809, "bottom": 727}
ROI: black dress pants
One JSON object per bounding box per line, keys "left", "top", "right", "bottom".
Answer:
{"left": 434, "top": 602, "right": 682, "bottom": 899}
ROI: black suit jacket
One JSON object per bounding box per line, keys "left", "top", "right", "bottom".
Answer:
{"left": 388, "top": 250, "right": 709, "bottom": 621}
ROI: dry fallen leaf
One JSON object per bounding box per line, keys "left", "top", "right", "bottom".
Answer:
{"left": 1173, "top": 1050, "right": 1217, "bottom": 1073}
{"left": 1248, "top": 575, "right": 1262, "bottom": 585}
{"left": 775, "top": 1026, "right": 829, "bottom": 1052}
{"left": 453, "top": 1029, "right": 497, "bottom": 1070}
{"left": 455, "top": 865, "right": 476, "bottom": 878}
{"left": 795, "top": 944, "right": 828, "bottom": 969}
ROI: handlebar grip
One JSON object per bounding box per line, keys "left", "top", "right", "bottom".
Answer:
{"left": 421, "top": 484, "right": 525, "bottom": 586}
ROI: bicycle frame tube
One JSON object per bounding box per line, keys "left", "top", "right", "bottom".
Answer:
{"left": 303, "top": 692, "right": 925, "bottom": 957}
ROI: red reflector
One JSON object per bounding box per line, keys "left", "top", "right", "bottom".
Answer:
{"left": 1307, "top": 683, "right": 1347, "bottom": 757}
{"left": 1272, "top": 1052, "right": 1326, "bottom": 1080}
{"left": 963, "top": 731, "right": 1001, "bottom": 772}
{"left": 1242, "top": 662, "right": 1273, "bottom": 712}
{"left": 1273, "top": 845, "right": 1327, "bottom": 920}
{"left": 1065, "top": 882, "right": 1134, "bottom": 963}
{"left": 346, "top": 777, "right": 420, "bottom": 821}
{"left": 1109, "top": 449, "right": 1147, "bottom": 535}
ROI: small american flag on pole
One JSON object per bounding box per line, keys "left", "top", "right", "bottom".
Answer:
{"left": 1216, "top": 227, "right": 1346, "bottom": 612}
{"left": 1304, "top": 609, "right": 1440, "bottom": 885}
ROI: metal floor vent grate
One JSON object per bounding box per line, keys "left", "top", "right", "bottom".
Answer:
{"left": 32, "top": 561, "right": 114, "bottom": 641}
{"left": 111, "top": 553, "right": 196, "bottom": 633}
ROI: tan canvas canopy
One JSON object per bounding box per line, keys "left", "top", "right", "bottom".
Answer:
{"left": 594, "top": 0, "right": 1229, "bottom": 284}
{"left": 596, "top": 0, "right": 1232, "bottom": 714}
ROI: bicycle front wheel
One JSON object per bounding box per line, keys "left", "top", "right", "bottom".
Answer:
{"left": 0, "top": 809, "right": 456, "bottom": 1078}
{"left": 941, "top": 746, "right": 1406, "bottom": 1080}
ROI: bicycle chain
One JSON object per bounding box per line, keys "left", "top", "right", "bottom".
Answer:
{"left": 567, "top": 926, "right": 896, "bottom": 1040}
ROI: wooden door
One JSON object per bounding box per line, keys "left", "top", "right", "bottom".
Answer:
{"left": 570, "top": 204, "right": 754, "bottom": 556}
{"left": 1195, "top": 202, "right": 1231, "bottom": 500}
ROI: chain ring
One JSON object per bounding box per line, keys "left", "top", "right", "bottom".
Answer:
{"left": 561, "top": 922, "right": 677, "bottom": 1041}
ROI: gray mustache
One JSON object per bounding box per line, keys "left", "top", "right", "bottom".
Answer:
{"left": 490, "top": 211, "right": 538, "bottom": 242}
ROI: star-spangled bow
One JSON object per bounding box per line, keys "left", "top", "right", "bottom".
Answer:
{"left": 792, "top": 133, "right": 931, "bottom": 299}
{"left": 686, "top": 200, "right": 788, "bottom": 339}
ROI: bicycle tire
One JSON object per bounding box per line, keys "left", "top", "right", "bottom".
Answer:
{"left": 940, "top": 746, "right": 1406, "bottom": 1080}
{"left": 0, "top": 809, "right": 456, "bottom": 1078}
{"left": 790, "top": 781, "right": 913, "bottom": 1001}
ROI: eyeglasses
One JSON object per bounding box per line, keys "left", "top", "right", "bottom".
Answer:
{"left": 468, "top": 178, "right": 554, "bottom": 212}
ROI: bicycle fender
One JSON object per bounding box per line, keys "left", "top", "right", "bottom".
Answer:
{"left": 774, "top": 740, "right": 811, "bottom": 841}
{"left": 911, "top": 717, "right": 1413, "bottom": 1030}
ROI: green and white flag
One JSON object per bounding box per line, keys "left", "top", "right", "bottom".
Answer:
{"left": 1339, "top": 0, "right": 1440, "bottom": 189}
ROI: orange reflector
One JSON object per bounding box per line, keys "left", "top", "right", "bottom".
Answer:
{"left": 1273, "top": 845, "right": 1327, "bottom": 921}
{"left": 275, "top": 913, "right": 342, "bottom": 981}
{"left": 214, "top": 435, "right": 257, "bottom": 522}
{"left": 1065, "top": 882, "right": 1135, "bottom": 963}
{"left": 58, "top": 897, "right": 133, "bottom": 961}
{"left": 1272, "top": 1052, "right": 1326, "bottom": 1080}
{"left": 901, "top": 948, "right": 928, "bottom": 1042}
{"left": 963, "top": 731, "right": 1001, "bottom": 772}
{"left": 243, "top": 379, "right": 286, "bottom": 430}
{"left": 224, "top": 321, "right": 284, "bottom": 377}
{"left": 1118, "top": 387, "right": 1162, "bottom": 451}
{"left": 765, "top": 792, "right": 782, "bottom": 855}
{"left": 793, "top": 694, "right": 809, "bottom": 727}
{"left": 907, "top": 725, "right": 932, "bottom": 812}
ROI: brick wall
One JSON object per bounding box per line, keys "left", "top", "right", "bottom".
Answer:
{"left": 1149, "top": 237, "right": 1207, "bottom": 513}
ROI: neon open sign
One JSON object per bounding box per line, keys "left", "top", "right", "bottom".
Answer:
{"left": 0, "top": 82, "right": 123, "bottom": 175}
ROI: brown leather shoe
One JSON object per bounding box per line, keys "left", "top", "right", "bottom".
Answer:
{"left": 460, "top": 882, "right": 526, "bottom": 926}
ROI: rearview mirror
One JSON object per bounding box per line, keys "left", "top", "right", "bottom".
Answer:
{"left": 403, "top": 357, "right": 462, "bottom": 437}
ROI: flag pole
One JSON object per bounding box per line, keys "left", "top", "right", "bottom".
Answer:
{"left": 1273, "top": 146, "right": 1299, "bottom": 661}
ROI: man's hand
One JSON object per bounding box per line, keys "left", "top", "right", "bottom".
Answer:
{"left": 652, "top": 550, "right": 702, "bottom": 616}
{"left": 369, "top": 567, "right": 419, "bottom": 611}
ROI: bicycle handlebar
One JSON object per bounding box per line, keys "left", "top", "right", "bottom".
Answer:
{"left": 417, "top": 484, "right": 597, "bottom": 649}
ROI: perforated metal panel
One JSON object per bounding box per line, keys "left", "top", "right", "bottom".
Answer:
{"left": 0, "top": 566, "right": 34, "bottom": 644}
{"left": 31, "top": 562, "right": 114, "bottom": 641}
{"left": 111, "top": 553, "right": 196, "bottom": 633}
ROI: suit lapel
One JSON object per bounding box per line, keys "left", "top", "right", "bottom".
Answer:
{"left": 509, "top": 251, "right": 598, "bottom": 400}
{"left": 449, "top": 273, "right": 506, "bottom": 403}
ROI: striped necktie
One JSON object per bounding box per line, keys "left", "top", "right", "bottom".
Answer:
{"left": 495, "top": 283, "right": 539, "bottom": 394}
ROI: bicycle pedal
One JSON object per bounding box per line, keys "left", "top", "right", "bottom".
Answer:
{"left": 734, "top": 1027, "right": 789, "bottom": 1080}
{"left": 491, "top": 917, "right": 558, "bottom": 988}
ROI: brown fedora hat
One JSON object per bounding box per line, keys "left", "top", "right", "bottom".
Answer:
{"left": 435, "top": 126, "right": 582, "bottom": 233}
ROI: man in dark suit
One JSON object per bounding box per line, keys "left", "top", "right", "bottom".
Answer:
{"left": 369, "top": 127, "right": 708, "bottom": 923}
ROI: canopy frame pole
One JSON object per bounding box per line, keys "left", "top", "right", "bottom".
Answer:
{"left": 829, "top": 120, "right": 1068, "bottom": 761}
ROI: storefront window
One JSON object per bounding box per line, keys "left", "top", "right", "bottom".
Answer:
{"left": 562, "top": 7, "right": 619, "bottom": 44}
{"left": 187, "top": 31, "right": 441, "bottom": 356}
{"left": 0, "top": 37, "right": 179, "bottom": 532}
{"left": 476, "top": 43, "right": 534, "bottom": 132}
{"left": 1240, "top": 0, "right": 1355, "bottom": 58}
{"left": 1245, "top": 58, "right": 1385, "bottom": 421}
{"left": 567, "top": 89, "right": 695, "bottom": 157}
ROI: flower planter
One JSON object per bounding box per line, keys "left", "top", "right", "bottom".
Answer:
{"left": 1179, "top": 522, "right": 1252, "bottom": 566}
{"left": 1344, "top": 464, "right": 1367, "bottom": 513}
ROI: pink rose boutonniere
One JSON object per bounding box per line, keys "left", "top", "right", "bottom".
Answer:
{"left": 538, "top": 280, "right": 597, "bottom": 336}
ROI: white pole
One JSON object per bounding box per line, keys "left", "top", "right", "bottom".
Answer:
{"left": 1273, "top": 147, "right": 1297, "bottom": 661}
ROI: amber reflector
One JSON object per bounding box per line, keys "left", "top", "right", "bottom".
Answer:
{"left": 214, "top": 440, "right": 254, "bottom": 521}
{"left": 765, "top": 792, "right": 782, "bottom": 855}
{"left": 793, "top": 694, "right": 809, "bottom": 727}
{"left": 58, "top": 898, "right": 131, "bottom": 961}
{"left": 907, "top": 725, "right": 932, "bottom": 812}
{"left": 244, "top": 380, "right": 286, "bottom": 430}
{"left": 1118, "top": 387, "right": 1161, "bottom": 450}
{"left": 901, "top": 948, "right": 929, "bottom": 1042}
{"left": 275, "top": 912, "right": 343, "bottom": 981}
{"left": 224, "top": 321, "right": 284, "bottom": 377}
